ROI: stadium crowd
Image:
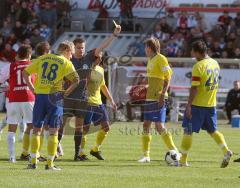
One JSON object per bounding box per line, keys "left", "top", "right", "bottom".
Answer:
{"left": 129, "top": 10, "right": 240, "bottom": 59}
{"left": 0, "top": 0, "right": 70, "bottom": 62}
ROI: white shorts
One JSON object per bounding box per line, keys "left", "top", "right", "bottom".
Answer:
{"left": 7, "top": 102, "right": 34, "bottom": 124}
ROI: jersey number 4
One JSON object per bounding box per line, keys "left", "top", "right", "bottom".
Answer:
{"left": 42, "top": 62, "right": 59, "bottom": 81}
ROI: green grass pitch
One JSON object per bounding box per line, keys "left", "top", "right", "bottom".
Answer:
{"left": 0, "top": 117, "right": 240, "bottom": 188}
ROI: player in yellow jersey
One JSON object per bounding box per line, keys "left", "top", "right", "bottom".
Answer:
{"left": 80, "top": 52, "right": 117, "bottom": 160}
{"left": 23, "top": 41, "right": 79, "bottom": 170}
{"left": 20, "top": 41, "right": 51, "bottom": 162}
{"left": 138, "top": 37, "right": 180, "bottom": 163}
{"left": 180, "top": 40, "right": 232, "bottom": 168}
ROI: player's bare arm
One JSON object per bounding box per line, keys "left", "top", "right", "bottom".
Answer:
{"left": 186, "top": 86, "right": 198, "bottom": 119}
{"left": 159, "top": 78, "right": 170, "bottom": 107}
{"left": 23, "top": 70, "right": 35, "bottom": 93}
{"left": 63, "top": 76, "right": 79, "bottom": 98}
{"left": 101, "top": 84, "right": 117, "bottom": 110}
{"left": 94, "top": 23, "right": 121, "bottom": 57}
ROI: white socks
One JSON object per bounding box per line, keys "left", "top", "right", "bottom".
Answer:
{"left": 7, "top": 132, "right": 16, "bottom": 158}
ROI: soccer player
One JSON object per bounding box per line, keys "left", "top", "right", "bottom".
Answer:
{"left": 23, "top": 41, "right": 79, "bottom": 170}
{"left": 80, "top": 52, "right": 117, "bottom": 160}
{"left": 180, "top": 40, "right": 232, "bottom": 168}
{"left": 2, "top": 45, "right": 35, "bottom": 162}
{"left": 58, "top": 24, "right": 121, "bottom": 161}
{"left": 20, "top": 41, "right": 51, "bottom": 161}
{"left": 138, "top": 37, "right": 180, "bottom": 163}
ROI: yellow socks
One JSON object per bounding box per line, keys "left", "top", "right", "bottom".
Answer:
{"left": 37, "top": 135, "right": 44, "bottom": 158}
{"left": 30, "top": 135, "right": 40, "bottom": 164}
{"left": 161, "top": 129, "right": 177, "bottom": 151}
{"left": 22, "top": 133, "right": 30, "bottom": 156}
{"left": 142, "top": 134, "right": 152, "bottom": 157}
{"left": 211, "top": 131, "right": 229, "bottom": 154}
{"left": 47, "top": 135, "right": 58, "bottom": 167}
{"left": 180, "top": 134, "right": 192, "bottom": 164}
{"left": 92, "top": 129, "right": 108, "bottom": 152}
{"left": 80, "top": 134, "right": 87, "bottom": 156}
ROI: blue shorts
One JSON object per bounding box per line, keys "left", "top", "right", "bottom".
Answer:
{"left": 182, "top": 105, "right": 217, "bottom": 134}
{"left": 143, "top": 101, "right": 166, "bottom": 122}
{"left": 33, "top": 93, "right": 63, "bottom": 129}
{"left": 84, "top": 104, "right": 109, "bottom": 126}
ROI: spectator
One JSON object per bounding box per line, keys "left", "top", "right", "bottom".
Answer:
{"left": 219, "top": 37, "right": 226, "bottom": 49}
{"left": 16, "top": 1, "right": 33, "bottom": 25}
{"left": 39, "top": 2, "right": 57, "bottom": 28}
{"left": 0, "top": 20, "right": 13, "bottom": 38}
{"left": 159, "top": 17, "right": 172, "bottom": 34}
{"left": 177, "top": 12, "right": 188, "bottom": 30}
{"left": 0, "top": 35, "right": 4, "bottom": 52}
{"left": 151, "top": 24, "right": 169, "bottom": 42}
{"left": 0, "top": 43, "right": 16, "bottom": 62}
{"left": 195, "top": 12, "right": 209, "bottom": 32}
{"left": 118, "top": 0, "right": 136, "bottom": 31}
{"left": 221, "top": 50, "right": 229, "bottom": 58}
{"left": 218, "top": 11, "right": 232, "bottom": 27}
{"left": 226, "top": 41, "right": 235, "bottom": 57}
{"left": 12, "top": 21, "right": 25, "bottom": 39}
{"left": 166, "top": 9, "right": 177, "bottom": 30}
{"left": 89, "top": 0, "right": 109, "bottom": 30}
{"left": 234, "top": 47, "right": 240, "bottom": 58}
{"left": 5, "top": 33, "right": 17, "bottom": 45}
{"left": 12, "top": 39, "right": 23, "bottom": 52}
{"left": 39, "top": 24, "right": 51, "bottom": 40}
{"left": 211, "top": 23, "right": 225, "bottom": 41}
{"left": 166, "top": 39, "right": 179, "bottom": 57}
{"left": 225, "top": 80, "right": 240, "bottom": 124}
{"left": 30, "top": 28, "right": 45, "bottom": 48}
{"left": 211, "top": 41, "right": 222, "bottom": 58}
{"left": 234, "top": 12, "right": 240, "bottom": 27}
{"left": 227, "top": 20, "right": 237, "bottom": 35}
{"left": 187, "top": 15, "right": 197, "bottom": 29}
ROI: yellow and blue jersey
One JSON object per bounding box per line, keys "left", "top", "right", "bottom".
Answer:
{"left": 25, "top": 54, "right": 77, "bottom": 94}
{"left": 87, "top": 65, "right": 105, "bottom": 105}
{"left": 191, "top": 57, "right": 220, "bottom": 107}
{"left": 146, "top": 53, "right": 172, "bottom": 101}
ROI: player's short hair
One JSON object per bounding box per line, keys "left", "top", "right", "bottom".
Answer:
{"left": 35, "top": 41, "right": 50, "bottom": 56}
{"left": 192, "top": 40, "right": 207, "bottom": 54}
{"left": 57, "top": 40, "right": 75, "bottom": 54}
{"left": 73, "top": 38, "right": 85, "bottom": 45}
{"left": 17, "top": 45, "right": 32, "bottom": 59}
{"left": 144, "top": 37, "right": 160, "bottom": 53}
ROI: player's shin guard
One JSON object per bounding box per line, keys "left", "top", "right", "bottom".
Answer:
{"left": 74, "top": 131, "right": 82, "bottom": 156}
{"left": 7, "top": 132, "right": 16, "bottom": 158}
{"left": 180, "top": 134, "right": 192, "bottom": 164}
{"left": 37, "top": 135, "right": 44, "bottom": 158}
{"left": 161, "top": 129, "right": 177, "bottom": 151}
{"left": 142, "top": 133, "right": 152, "bottom": 157}
{"left": 47, "top": 135, "right": 58, "bottom": 167}
{"left": 92, "top": 129, "right": 108, "bottom": 152}
{"left": 210, "top": 131, "right": 229, "bottom": 154}
{"left": 22, "top": 133, "right": 30, "bottom": 156}
{"left": 80, "top": 134, "right": 87, "bottom": 155}
{"left": 31, "top": 135, "right": 40, "bottom": 164}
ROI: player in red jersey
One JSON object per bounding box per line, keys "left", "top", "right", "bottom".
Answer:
{"left": 3, "top": 45, "right": 35, "bottom": 162}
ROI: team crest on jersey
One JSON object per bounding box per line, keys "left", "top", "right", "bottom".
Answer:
{"left": 83, "top": 64, "right": 89, "bottom": 69}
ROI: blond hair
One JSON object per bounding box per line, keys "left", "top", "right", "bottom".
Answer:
{"left": 144, "top": 37, "right": 160, "bottom": 53}
{"left": 57, "top": 40, "right": 75, "bottom": 55}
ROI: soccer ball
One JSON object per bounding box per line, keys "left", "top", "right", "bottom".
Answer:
{"left": 165, "top": 150, "right": 181, "bottom": 166}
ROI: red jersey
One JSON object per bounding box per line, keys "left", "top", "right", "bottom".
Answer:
{"left": 8, "top": 61, "right": 35, "bottom": 102}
